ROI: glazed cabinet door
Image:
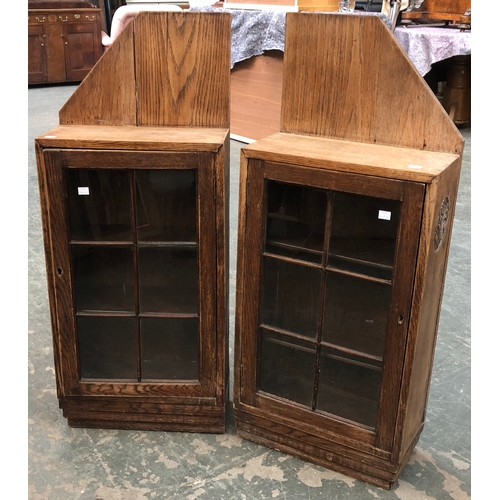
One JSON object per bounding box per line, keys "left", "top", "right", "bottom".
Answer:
{"left": 43, "top": 149, "right": 218, "bottom": 401}
{"left": 237, "top": 159, "right": 425, "bottom": 452}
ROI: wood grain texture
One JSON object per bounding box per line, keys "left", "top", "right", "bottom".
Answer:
{"left": 36, "top": 125, "right": 229, "bottom": 151}
{"left": 215, "top": 134, "right": 230, "bottom": 405}
{"left": 35, "top": 144, "right": 64, "bottom": 399}
{"left": 242, "top": 133, "right": 460, "bottom": 184}
{"left": 59, "top": 20, "right": 137, "bottom": 125}
{"left": 394, "top": 157, "right": 462, "bottom": 461}
{"left": 36, "top": 12, "right": 231, "bottom": 433}
{"left": 43, "top": 151, "right": 80, "bottom": 394}
{"left": 280, "top": 13, "right": 464, "bottom": 155}
{"left": 35, "top": 139, "right": 229, "bottom": 431}
{"left": 135, "top": 12, "right": 231, "bottom": 127}
{"left": 59, "top": 11, "right": 231, "bottom": 128}
{"left": 197, "top": 152, "right": 219, "bottom": 395}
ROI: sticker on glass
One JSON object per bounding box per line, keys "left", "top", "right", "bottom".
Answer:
{"left": 378, "top": 210, "right": 391, "bottom": 221}
{"left": 78, "top": 187, "right": 90, "bottom": 196}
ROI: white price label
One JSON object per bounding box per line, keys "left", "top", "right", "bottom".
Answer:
{"left": 78, "top": 187, "right": 90, "bottom": 196}
{"left": 378, "top": 210, "right": 391, "bottom": 221}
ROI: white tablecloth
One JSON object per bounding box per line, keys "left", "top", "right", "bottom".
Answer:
{"left": 191, "top": 7, "right": 471, "bottom": 75}
{"left": 394, "top": 26, "right": 471, "bottom": 75}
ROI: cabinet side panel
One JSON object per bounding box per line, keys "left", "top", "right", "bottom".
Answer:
{"left": 233, "top": 151, "right": 250, "bottom": 408}
{"left": 395, "top": 158, "right": 462, "bottom": 460}
{"left": 214, "top": 136, "right": 230, "bottom": 405}
{"left": 59, "top": 21, "right": 137, "bottom": 126}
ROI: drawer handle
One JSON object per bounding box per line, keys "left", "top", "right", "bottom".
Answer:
{"left": 86, "top": 15, "right": 96, "bottom": 21}
{"left": 36, "top": 16, "right": 46, "bottom": 23}
{"left": 74, "top": 14, "right": 80, "bottom": 19}
{"left": 59, "top": 15, "right": 69, "bottom": 22}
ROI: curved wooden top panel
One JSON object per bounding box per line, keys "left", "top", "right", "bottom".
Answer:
{"left": 59, "top": 11, "right": 231, "bottom": 129}
{"left": 280, "top": 13, "right": 463, "bottom": 155}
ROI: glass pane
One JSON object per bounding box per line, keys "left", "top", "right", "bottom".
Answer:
{"left": 265, "top": 181, "right": 327, "bottom": 263}
{"left": 139, "top": 246, "right": 198, "bottom": 314}
{"left": 329, "top": 192, "right": 401, "bottom": 280}
{"left": 72, "top": 246, "right": 135, "bottom": 312}
{"left": 141, "top": 317, "right": 198, "bottom": 380}
{"left": 135, "top": 170, "right": 197, "bottom": 242}
{"left": 261, "top": 257, "right": 321, "bottom": 338}
{"left": 317, "top": 347, "right": 382, "bottom": 428}
{"left": 259, "top": 329, "right": 316, "bottom": 406}
{"left": 77, "top": 316, "right": 137, "bottom": 379}
{"left": 322, "top": 272, "right": 391, "bottom": 358}
{"left": 67, "top": 169, "right": 132, "bottom": 241}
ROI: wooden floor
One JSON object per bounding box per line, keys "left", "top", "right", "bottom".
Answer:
{"left": 230, "top": 50, "right": 283, "bottom": 142}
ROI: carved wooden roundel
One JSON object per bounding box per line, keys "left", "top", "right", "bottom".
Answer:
{"left": 434, "top": 196, "right": 450, "bottom": 251}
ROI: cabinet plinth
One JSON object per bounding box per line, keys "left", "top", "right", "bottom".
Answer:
{"left": 36, "top": 125, "right": 230, "bottom": 432}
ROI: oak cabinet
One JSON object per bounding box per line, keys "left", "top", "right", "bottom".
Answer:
{"left": 28, "top": 1, "right": 103, "bottom": 85}
{"left": 233, "top": 13, "right": 464, "bottom": 489}
{"left": 233, "top": 133, "right": 461, "bottom": 488}
{"left": 35, "top": 11, "right": 232, "bottom": 431}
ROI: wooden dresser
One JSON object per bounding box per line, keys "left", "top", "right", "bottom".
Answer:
{"left": 28, "top": 1, "right": 103, "bottom": 85}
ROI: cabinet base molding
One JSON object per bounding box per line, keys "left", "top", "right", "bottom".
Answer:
{"left": 235, "top": 408, "right": 421, "bottom": 490}
{"left": 60, "top": 396, "right": 227, "bottom": 432}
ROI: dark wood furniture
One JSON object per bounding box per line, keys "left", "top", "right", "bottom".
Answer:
{"left": 233, "top": 13, "right": 464, "bottom": 488}
{"left": 402, "top": 0, "right": 471, "bottom": 24}
{"left": 35, "top": 11, "right": 232, "bottom": 432}
{"left": 28, "top": 1, "right": 103, "bottom": 85}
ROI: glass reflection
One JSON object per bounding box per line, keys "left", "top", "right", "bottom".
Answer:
{"left": 322, "top": 272, "right": 391, "bottom": 358}
{"left": 135, "top": 170, "right": 196, "bottom": 242}
{"left": 139, "top": 246, "right": 198, "bottom": 314}
{"left": 77, "top": 316, "right": 136, "bottom": 379}
{"left": 317, "top": 347, "right": 382, "bottom": 427}
{"left": 329, "top": 192, "right": 401, "bottom": 280}
{"left": 261, "top": 257, "right": 321, "bottom": 338}
{"left": 259, "top": 329, "right": 316, "bottom": 406}
{"left": 265, "top": 181, "right": 327, "bottom": 263}
{"left": 141, "top": 317, "right": 198, "bottom": 380}
{"left": 67, "top": 169, "right": 132, "bottom": 241}
{"left": 72, "top": 245, "right": 135, "bottom": 312}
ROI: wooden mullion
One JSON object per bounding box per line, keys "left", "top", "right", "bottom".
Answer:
{"left": 312, "top": 192, "right": 334, "bottom": 411}
{"left": 130, "top": 170, "right": 141, "bottom": 383}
